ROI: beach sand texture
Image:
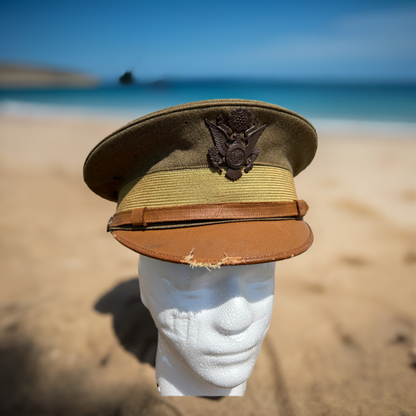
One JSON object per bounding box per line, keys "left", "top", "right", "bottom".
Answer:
{"left": 0, "top": 114, "right": 415, "bottom": 415}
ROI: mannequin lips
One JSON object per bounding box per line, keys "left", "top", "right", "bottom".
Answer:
{"left": 205, "top": 346, "right": 259, "bottom": 367}
{"left": 203, "top": 318, "right": 270, "bottom": 359}
{"left": 204, "top": 344, "right": 257, "bottom": 357}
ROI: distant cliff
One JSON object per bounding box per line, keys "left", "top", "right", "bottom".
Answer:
{"left": 0, "top": 63, "right": 99, "bottom": 88}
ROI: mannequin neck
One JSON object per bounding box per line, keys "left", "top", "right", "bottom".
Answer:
{"left": 155, "top": 337, "right": 246, "bottom": 396}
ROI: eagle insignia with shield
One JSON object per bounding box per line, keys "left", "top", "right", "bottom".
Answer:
{"left": 205, "top": 108, "right": 267, "bottom": 181}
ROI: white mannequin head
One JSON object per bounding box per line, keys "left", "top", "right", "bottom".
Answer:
{"left": 138, "top": 256, "right": 276, "bottom": 396}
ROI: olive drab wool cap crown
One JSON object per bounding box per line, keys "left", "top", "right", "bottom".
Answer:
{"left": 83, "top": 99, "right": 318, "bottom": 267}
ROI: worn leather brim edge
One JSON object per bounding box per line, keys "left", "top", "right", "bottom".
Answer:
{"left": 112, "top": 219, "right": 313, "bottom": 267}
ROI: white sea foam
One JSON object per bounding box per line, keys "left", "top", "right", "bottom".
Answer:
{"left": 1, "top": 100, "right": 415, "bottom": 139}
{"left": 0, "top": 100, "right": 151, "bottom": 123}
{"left": 310, "top": 117, "right": 416, "bottom": 140}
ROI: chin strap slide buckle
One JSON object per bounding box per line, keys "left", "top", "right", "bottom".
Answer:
{"left": 107, "top": 216, "right": 114, "bottom": 232}
{"left": 295, "top": 200, "right": 309, "bottom": 217}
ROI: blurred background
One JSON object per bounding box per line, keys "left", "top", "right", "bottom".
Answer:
{"left": 1, "top": 0, "right": 415, "bottom": 122}
{"left": 0, "top": 1, "right": 415, "bottom": 415}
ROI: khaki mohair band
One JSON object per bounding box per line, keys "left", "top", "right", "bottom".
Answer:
{"left": 116, "top": 165, "right": 297, "bottom": 212}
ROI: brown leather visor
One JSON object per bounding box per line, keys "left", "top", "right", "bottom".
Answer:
{"left": 109, "top": 200, "right": 313, "bottom": 267}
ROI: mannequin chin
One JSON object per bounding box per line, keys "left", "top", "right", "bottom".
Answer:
{"left": 138, "top": 256, "right": 276, "bottom": 396}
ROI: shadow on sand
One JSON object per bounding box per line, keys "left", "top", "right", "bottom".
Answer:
{"left": 95, "top": 278, "right": 158, "bottom": 367}
{"left": 94, "top": 278, "right": 225, "bottom": 401}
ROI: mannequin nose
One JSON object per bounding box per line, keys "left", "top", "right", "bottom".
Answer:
{"left": 213, "top": 282, "right": 255, "bottom": 335}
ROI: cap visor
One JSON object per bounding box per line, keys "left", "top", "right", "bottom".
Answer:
{"left": 112, "top": 219, "right": 313, "bottom": 267}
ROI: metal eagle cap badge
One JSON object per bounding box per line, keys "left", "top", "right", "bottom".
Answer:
{"left": 205, "top": 108, "right": 267, "bottom": 181}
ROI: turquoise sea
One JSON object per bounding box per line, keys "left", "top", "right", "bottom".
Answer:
{"left": 1, "top": 81, "right": 415, "bottom": 124}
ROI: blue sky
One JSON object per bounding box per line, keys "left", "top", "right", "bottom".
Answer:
{"left": 0, "top": 0, "right": 415, "bottom": 82}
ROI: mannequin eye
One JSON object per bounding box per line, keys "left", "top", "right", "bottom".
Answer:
{"left": 184, "top": 291, "right": 204, "bottom": 299}
{"left": 247, "top": 273, "right": 273, "bottom": 283}
{"left": 249, "top": 281, "right": 269, "bottom": 290}
{"left": 166, "top": 278, "right": 207, "bottom": 292}
{"left": 249, "top": 276, "right": 274, "bottom": 290}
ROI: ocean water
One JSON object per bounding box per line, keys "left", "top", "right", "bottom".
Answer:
{"left": 1, "top": 81, "right": 415, "bottom": 125}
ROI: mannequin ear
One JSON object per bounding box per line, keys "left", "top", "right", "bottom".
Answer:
{"left": 137, "top": 257, "right": 148, "bottom": 308}
{"left": 137, "top": 276, "right": 148, "bottom": 308}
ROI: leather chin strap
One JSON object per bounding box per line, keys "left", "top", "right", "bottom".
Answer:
{"left": 108, "top": 200, "right": 309, "bottom": 231}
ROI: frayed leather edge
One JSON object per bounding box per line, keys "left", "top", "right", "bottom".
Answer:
{"left": 112, "top": 223, "right": 314, "bottom": 266}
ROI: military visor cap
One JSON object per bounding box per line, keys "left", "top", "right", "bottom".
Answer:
{"left": 83, "top": 99, "right": 317, "bottom": 267}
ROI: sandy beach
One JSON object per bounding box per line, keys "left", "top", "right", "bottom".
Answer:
{"left": 0, "top": 113, "right": 415, "bottom": 415}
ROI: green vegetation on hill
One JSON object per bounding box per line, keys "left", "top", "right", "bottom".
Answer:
{"left": 0, "top": 63, "right": 99, "bottom": 88}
